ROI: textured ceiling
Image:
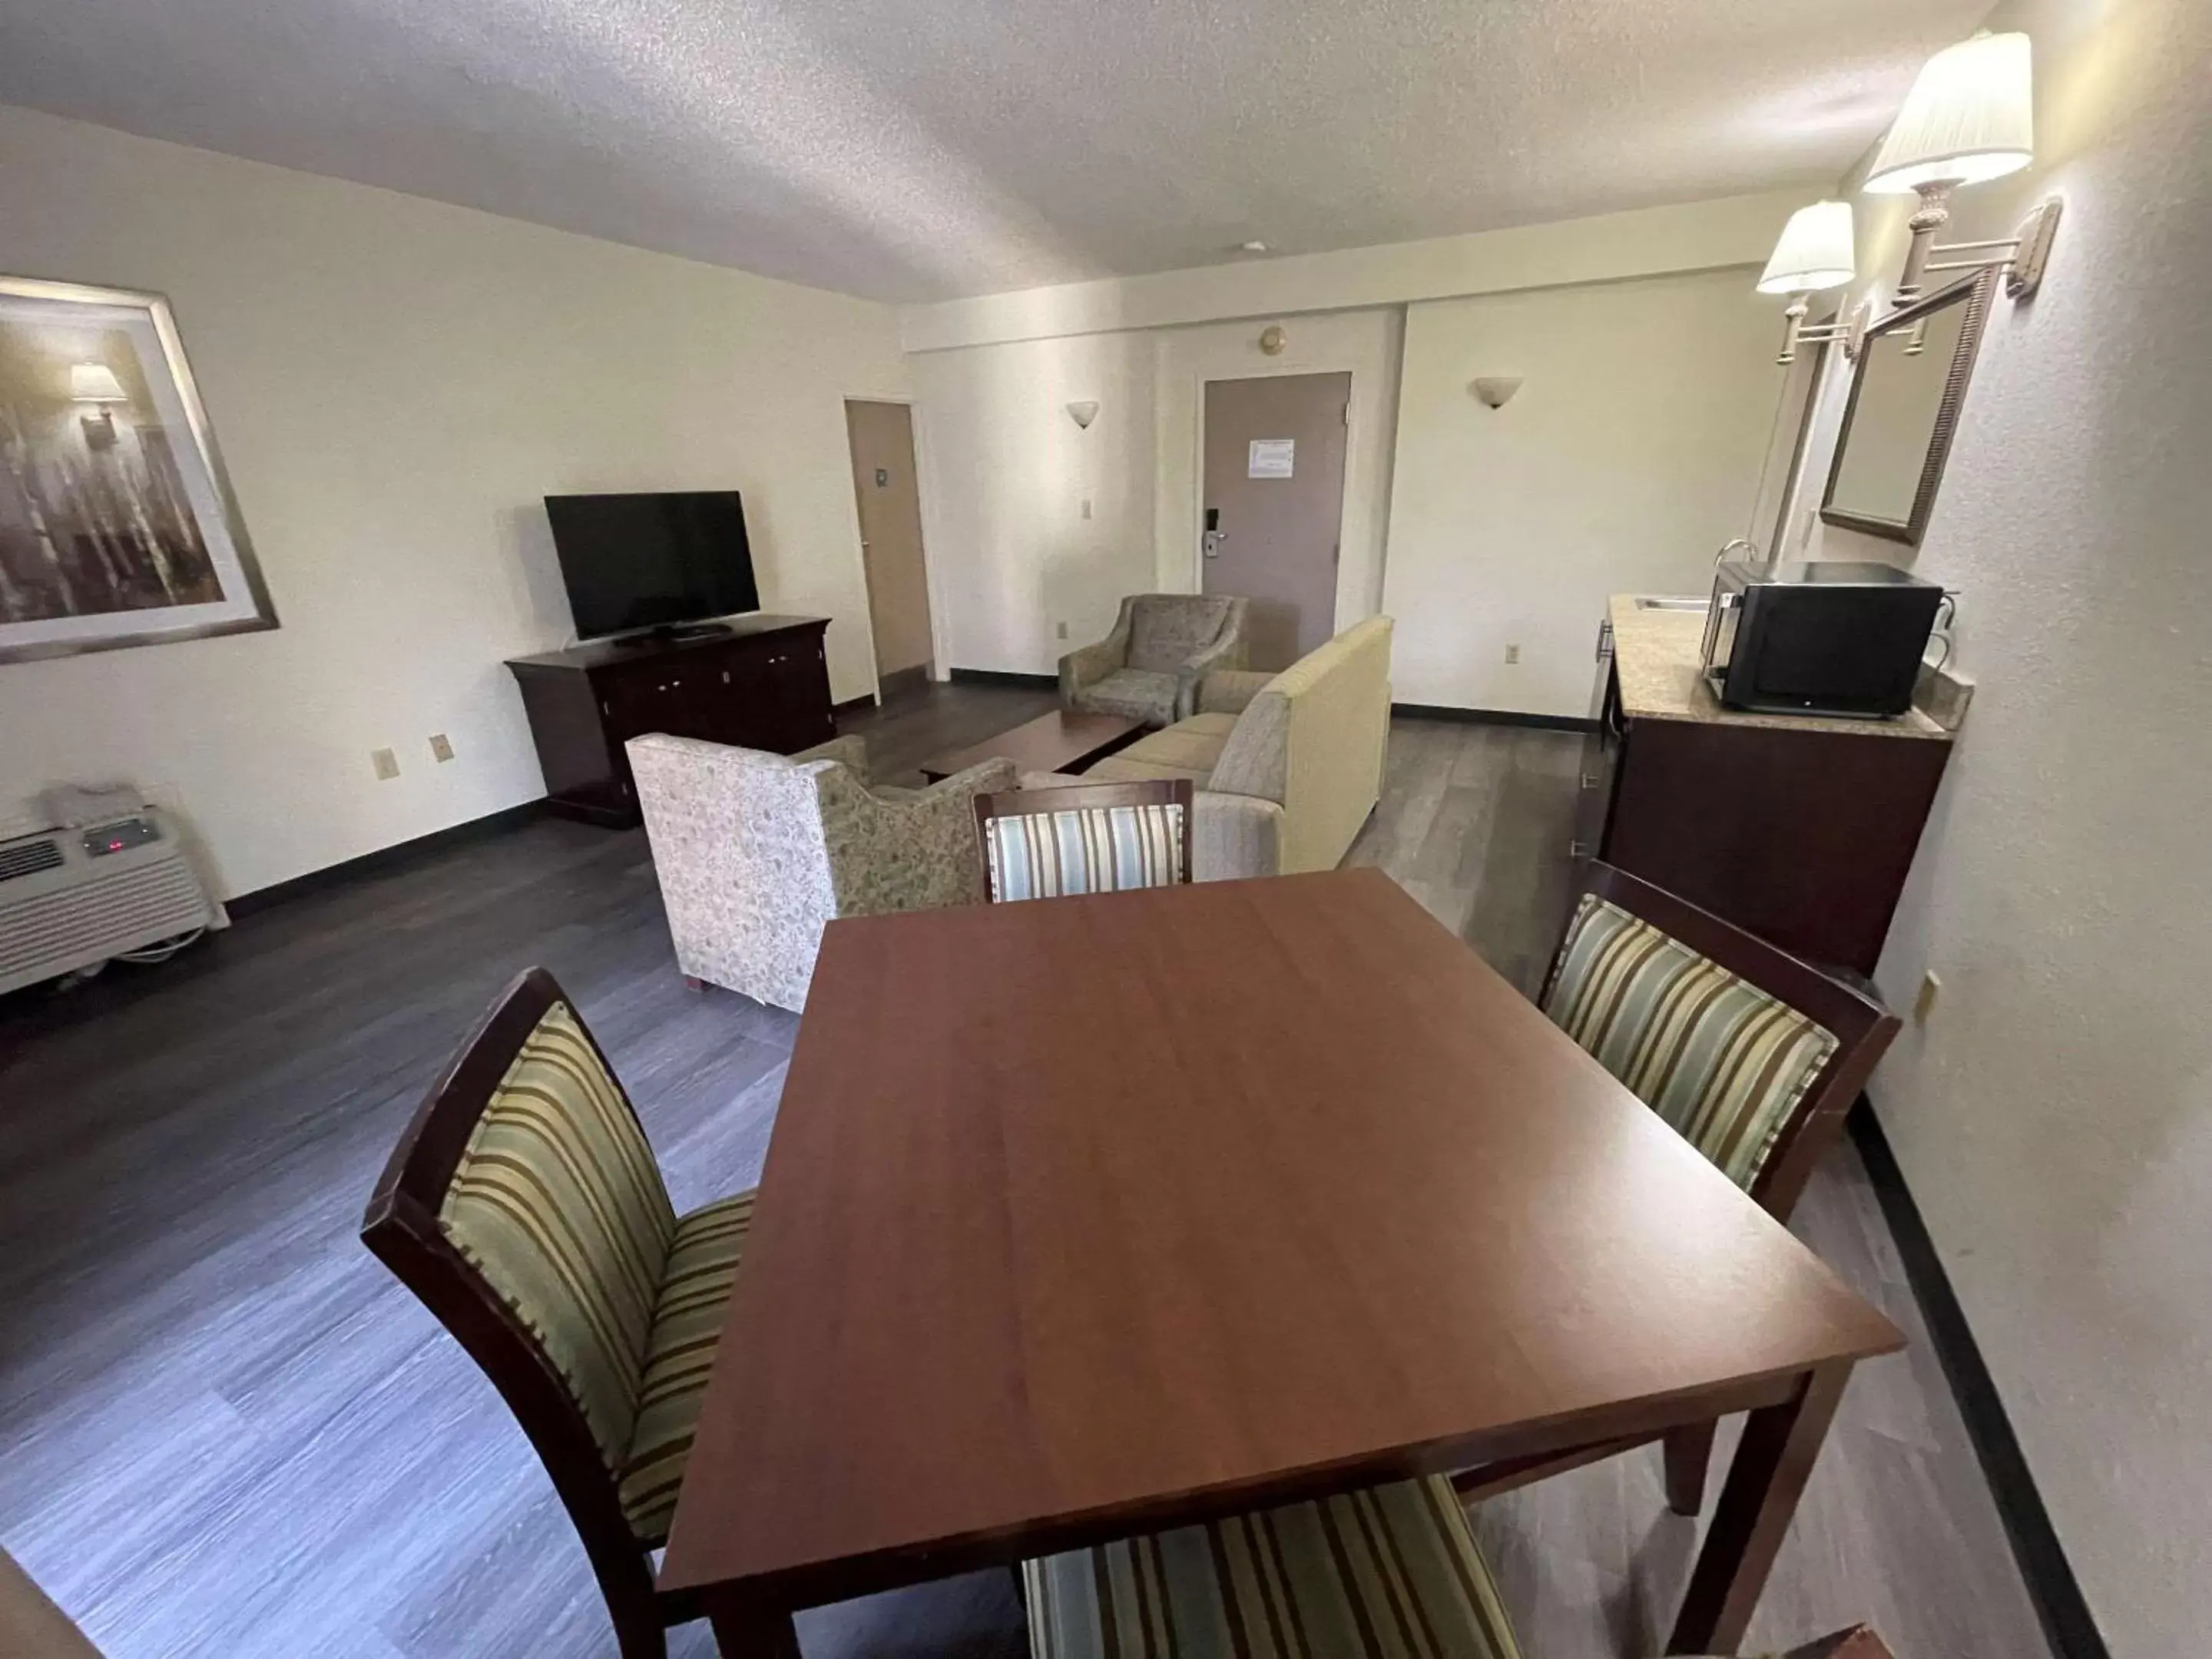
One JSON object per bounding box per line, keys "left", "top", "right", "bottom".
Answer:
{"left": 0, "top": 0, "right": 1992, "bottom": 302}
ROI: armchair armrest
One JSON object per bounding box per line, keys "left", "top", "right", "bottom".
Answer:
{"left": 795, "top": 733, "right": 870, "bottom": 777}
{"left": 1058, "top": 601, "right": 1134, "bottom": 701}
{"left": 1174, "top": 629, "right": 1252, "bottom": 720}
{"left": 1199, "top": 670, "right": 1275, "bottom": 716}
{"left": 823, "top": 758, "right": 1017, "bottom": 914}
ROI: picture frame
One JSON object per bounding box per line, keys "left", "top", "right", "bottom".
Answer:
{"left": 0, "top": 274, "right": 276, "bottom": 664}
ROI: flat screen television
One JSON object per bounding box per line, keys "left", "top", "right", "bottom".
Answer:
{"left": 545, "top": 491, "right": 760, "bottom": 641}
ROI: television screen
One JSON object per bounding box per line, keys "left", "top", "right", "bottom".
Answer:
{"left": 545, "top": 491, "right": 760, "bottom": 640}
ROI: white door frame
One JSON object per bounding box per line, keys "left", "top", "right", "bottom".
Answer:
{"left": 840, "top": 392, "right": 950, "bottom": 700}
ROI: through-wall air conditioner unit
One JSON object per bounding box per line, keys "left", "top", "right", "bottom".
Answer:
{"left": 0, "top": 808, "right": 215, "bottom": 995}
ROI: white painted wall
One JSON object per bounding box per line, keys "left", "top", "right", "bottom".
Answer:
{"left": 1151, "top": 311, "right": 1402, "bottom": 629}
{"left": 0, "top": 105, "right": 908, "bottom": 899}
{"left": 909, "top": 332, "right": 1157, "bottom": 675}
{"left": 1382, "top": 269, "right": 1782, "bottom": 714}
{"left": 1780, "top": 0, "right": 2212, "bottom": 1648}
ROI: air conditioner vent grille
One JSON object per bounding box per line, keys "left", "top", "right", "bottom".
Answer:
{"left": 0, "top": 839, "right": 65, "bottom": 883}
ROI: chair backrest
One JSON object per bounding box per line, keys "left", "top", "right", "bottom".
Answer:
{"left": 1540, "top": 863, "right": 1899, "bottom": 1220}
{"left": 974, "top": 779, "right": 1194, "bottom": 902}
{"left": 1128, "top": 593, "right": 1240, "bottom": 672}
{"left": 361, "top": 968, "right": 674, "bottom": 1639}
{"left": 1210, "top": 616, "right": 1393, "bottom": 873}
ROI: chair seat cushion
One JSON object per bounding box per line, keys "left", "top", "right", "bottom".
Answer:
{"left": 616, "top": 1188, "right": 757, "bottom": 1543}
{"left": 1073, "top": 669, "right": 1180, "bottom": 724}
{"left": 1024, "top": 1475, "right": 1522, "bottom": 1658}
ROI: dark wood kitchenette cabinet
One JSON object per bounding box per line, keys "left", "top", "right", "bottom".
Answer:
{"left": 1574, "top": 599, "right": 1954, "bottom": 978}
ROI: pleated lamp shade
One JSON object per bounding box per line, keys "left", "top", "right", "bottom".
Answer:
{"left": 1866, "top": 32, "right": 2035, "bottom": 194}
{"left": 1757, "top": 201, "right": 1857, "bottom": 295}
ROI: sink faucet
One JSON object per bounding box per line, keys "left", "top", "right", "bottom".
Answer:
{"left": 1714, "top": 537, "right": 1762, "bottom": 568}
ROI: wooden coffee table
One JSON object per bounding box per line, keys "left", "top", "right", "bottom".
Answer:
{"left": 662, "top": 869, "right": 1903, "bottom": 1655}
{"left": 916, "top": 708, "right": 1144, "bottom": 783}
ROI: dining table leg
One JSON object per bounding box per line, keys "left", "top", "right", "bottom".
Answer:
{"left": 1665, "top": 1359, "right": 1854, "bottom": 1655}
{"left": 709, "top": 1600, "right": 802, "bottom": 1658}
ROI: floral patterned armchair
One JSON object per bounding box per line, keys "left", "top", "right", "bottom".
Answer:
{"left": 628, "top": 733, "right": 1012, "bottom": 1012}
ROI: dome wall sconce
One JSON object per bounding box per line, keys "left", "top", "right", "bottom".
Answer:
{"left": 1065, "top": 400, "right": 1099, "bottom": 429}
{"left": 1258, "top": 326, "right": 1287, "bottom": 356}
{"left": 1469, "top": 376, "right": 1523, "bottom": 410}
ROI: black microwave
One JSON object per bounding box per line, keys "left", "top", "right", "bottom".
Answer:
{"left": 1700, "top": 560, "right": 1946, "bottom": 719}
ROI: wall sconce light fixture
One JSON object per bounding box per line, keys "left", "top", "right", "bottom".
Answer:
{"left": 1469, "top": 376, "right": 1523, "bottom": 409}
{"left": 70, "top": 361, "right": 130, "bottom": 448}
{"left": 1757, "top": 200, "right": 1858, "bottom": 364}
{"left": 1865, "top": 31, "right": 2058, "bottom": 303}
{"left": 1065, "top": 399, "right": 1099, "bottom": 429}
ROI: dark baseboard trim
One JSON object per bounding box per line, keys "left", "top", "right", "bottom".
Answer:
{"left": 224, "top": 800, "right": 549, "bottom": 920}
{"left": 1849, "top": 1098, "right": 2111, "bottom": 1659}
{"left": 833, "top": 692, "right": 878, "bottom": 717}
{"left": 1392, "top": 702, "right": 1596, "bottom": 734}
{"left": 949, "top": 667, "right": 1058, "bottom": 690}
{"left": 873, "top": 664, "right": 931, "bottom": 704}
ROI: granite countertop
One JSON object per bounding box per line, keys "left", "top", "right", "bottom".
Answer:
{"left": 1608, "top": 595, "right": 1952, "bottom": 742}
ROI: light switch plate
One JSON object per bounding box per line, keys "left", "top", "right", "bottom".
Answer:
{"left": 429, "top": 733, "right": 455, "bottom": 763}
{"left": 371, "top": 747, "right": 400, "bottom": 781}
{"left": 1914, "top": 971, "right": 1942, "bottom": 1022}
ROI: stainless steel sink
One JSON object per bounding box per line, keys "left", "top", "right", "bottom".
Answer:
{"left": 1632, "top": 595, "right": 1710, "bottom": 611}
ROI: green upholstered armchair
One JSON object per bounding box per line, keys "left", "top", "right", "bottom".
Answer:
{"left": 1059, "top": 593, "right": 1251, "bottom": 727}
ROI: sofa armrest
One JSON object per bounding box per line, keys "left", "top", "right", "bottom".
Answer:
{"left": 1191, "top": 790, "right": 1283, "bottom": 882}
{"left": 1198, "top": 669, "right": 1276, "bottom": 716}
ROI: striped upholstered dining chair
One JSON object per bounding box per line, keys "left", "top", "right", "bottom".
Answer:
{"left": 1024, "top": 1468, "right": 1895, "bottom": 1659}
{"left": 975, "top": 777, "right": 1194, "bottom": 902}
{"left": 1456, "top": 861, "right": 1901, "bottom": 1522}
{"left": 361, "top": 968, "right": 752, "bottom": 1659}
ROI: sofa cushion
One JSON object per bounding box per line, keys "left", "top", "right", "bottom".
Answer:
{"left": 1086, "top": 712, "right": 1236, "bottom": 786}
{"left": 1071, "top": 668, "right": 1180, "bottom": 725}
{"left": 618, "top": 1187, "right": 756, "bottom": 1544}
{"left": 1023, "top": 1475, "right": 1522, "bottom": 1659}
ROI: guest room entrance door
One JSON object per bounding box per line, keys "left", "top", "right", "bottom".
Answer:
{"left": 844, "top": 399, "right": 935, "bottom": 698}
{"left": 1202, "top": 372, "right": 1350, "bottom": 669}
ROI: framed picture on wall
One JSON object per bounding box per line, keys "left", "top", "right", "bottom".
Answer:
{"left": 0, "top": 274, "right": 276, "bottom": 664}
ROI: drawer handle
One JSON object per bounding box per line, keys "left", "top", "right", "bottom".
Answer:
{"left": 1568, "top": 839, "right": 1591, "bottom": 858}
{"left": 1581, "top": 773, "right": 1602, "bottom": 790}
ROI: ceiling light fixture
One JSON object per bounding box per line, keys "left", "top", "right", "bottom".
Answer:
{"left": 1865, "top": 31, "right": 2058, "bottom": 303}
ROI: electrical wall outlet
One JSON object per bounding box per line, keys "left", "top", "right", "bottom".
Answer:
{"left": 1056, "top": 621, "right": 1069, "bottom": 640}
{"left": 371, "top": 747, "right": 400, "bottom": 781}
{"left": 1504, "top": 643, "right": 1522, "bottom": 665}
{"left": 1914, "top": 970, "right": 1942, "bottom": 1022}
{"left": 429, "top": 733, "right": 455, "bottom": 763}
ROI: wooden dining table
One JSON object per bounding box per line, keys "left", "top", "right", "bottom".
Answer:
{"left": 659, "top": 866, "right": 1904, "bottom": 1655}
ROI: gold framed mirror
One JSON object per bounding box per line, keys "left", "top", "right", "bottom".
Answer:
{"left": 1820, "top": 270, "right": 1995, "bottom": 545}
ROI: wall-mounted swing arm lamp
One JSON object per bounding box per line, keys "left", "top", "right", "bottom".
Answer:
{"left": 1758, "top": 200, "right": 1858, "bottom": 364}
{"left": 1865, "top": 31, "right": 2058, "bottom": 304}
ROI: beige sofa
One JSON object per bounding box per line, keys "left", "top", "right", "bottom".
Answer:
{"left": 1069, "top": 616, "right": 1393, "bottom": 881}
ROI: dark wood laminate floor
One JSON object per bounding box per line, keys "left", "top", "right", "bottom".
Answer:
{"left": 0, "top": 689, "right": 2047, "bottom": 1659}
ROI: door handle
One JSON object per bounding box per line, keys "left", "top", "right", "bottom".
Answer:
{"left": 1203, "top": 531, "right": 1225, "bottom": 559}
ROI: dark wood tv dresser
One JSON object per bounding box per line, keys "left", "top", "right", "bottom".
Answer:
{"left": 505, "top": 615, "right": 834, "bottom": 827}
